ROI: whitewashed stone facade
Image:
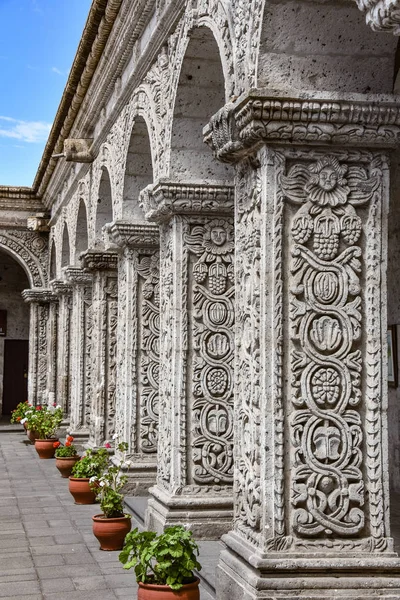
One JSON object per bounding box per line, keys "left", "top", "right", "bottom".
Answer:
{"left": 1, "top": 0, "right": 400, "bottom": 597}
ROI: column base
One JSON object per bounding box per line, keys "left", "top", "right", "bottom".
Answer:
{"left": 112, "top": 457, "right": 157, "bottom": 496}
{"left": 145, "top": 484, "right": 233, "bottom": 539}
{"left": 67, "top": 427, "right": 90, "bottom": 444}
{"left": 217, "top": 532, "right": 400, "bottom": 600}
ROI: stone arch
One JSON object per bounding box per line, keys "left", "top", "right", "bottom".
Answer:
{"left": 74, "top": 198, "right": 89, "bottom": 262}
{"left": 256, "top": 0, "right": 397, "bottom": 93}
{"left": 94, "top": 165, "right": 114, "bottom": 242}
{"left": 0, "top": 231, "right": 47, "bottom": 288}
{"left": 61, "top": 223, "right": 71, "bottom": 269}
{"left": 168, "top": 25, "right": 233, "bottom": 182}
{"left": 122, "top": 114, "right": 154, "bottom": 220}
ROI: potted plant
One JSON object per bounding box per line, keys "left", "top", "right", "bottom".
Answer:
{"left": 10, "top": 401, "right": 32, "bottom": 427}
{"left": 54, "top": 435, "right": 80, "bottom": 478}
{"left": 25, "top": 405, "right": 63, "bottom": 458}
{"left": 90, "top": 442, "right": 132, "bottom": 551}
{"left": 119, "top": 525, "right": 201, "bottom": 599}
{"left": 69, "top": 448, "right": 109, "bottom": 504}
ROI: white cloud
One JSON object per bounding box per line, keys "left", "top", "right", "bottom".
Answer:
{"left": 0, "top": 116, "right": 51, "bottom": 143}
{"left": 51, "top": 67, "right": 64, "bottom": 76}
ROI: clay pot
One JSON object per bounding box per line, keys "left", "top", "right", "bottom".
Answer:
{"left": 138, "top": 578, "right": 200, "bottom": 600}
{"left": 34, "top": 438, "right": 58, "bottom": 459}
{"left": 26, "top": 429, "right": 39, "bottom": 443}
{"left": 68, "top": 477, "right": 96, "bottom": 504}
{"left": 55, "top": 455, "right": 80, "bottom": 478}
{"left": 92, "top": 513, "right": 132, "bottom": 551}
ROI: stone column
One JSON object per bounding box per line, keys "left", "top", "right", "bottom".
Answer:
{"left": 81, "top": 250, "right": 118, "bottom": 448}
{"left": 108, "top": 221, "right": 160, "bottom": 494}
{"left": 51, "top": 280, "right": 72, "bottom": 414}
{"left": 141, "top": 182, "right": 235, "bottom": 539}
{"left": 22, "top": 289, "right": 57, "bottom": 406}
{"left": 204, "top": 92, "right": 400, "bottom": 598}
{"left": 64, "top": 267, "right": 93, "bottom": 442}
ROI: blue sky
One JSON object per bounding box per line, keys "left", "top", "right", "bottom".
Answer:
{"left": 0, "top": 0, "right": 92, "bottom": 187}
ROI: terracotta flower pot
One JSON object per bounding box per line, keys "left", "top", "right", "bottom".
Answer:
{"left": 138, "top": 578, "right": 200, "bottom": 600}
{"left": 55, "top": 455, "right": 80, "bottom": 478}
{"left": 26, "top": 429, "right": 40, "bottom": 443}
{"left": 34, "top": 438, "right": 58, "bottom": 459}
{"left": 92, "top": 513, "right": 132, "bottom": 551}
{"left": 68, "top": 477, "right": 96, "bottom": 504}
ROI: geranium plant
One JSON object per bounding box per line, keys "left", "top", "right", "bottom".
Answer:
{"left": 22, "top": 404, "right": 63, "bottom": 439}
{"left": 54, "top": 435, "right": 79, "bottom": 457}
{"left": 71, "top": 447, "right": 109, "bottom": 479}
{"left": 10, "top": 401, "right": 32, "bottom": 424}
{"left": 90, "top": 442, "right": 130, "bottom": 518}
{"left": 119, "top": 526, "right": 201, "bottom": 590}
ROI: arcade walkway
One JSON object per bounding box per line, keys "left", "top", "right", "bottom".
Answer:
{"left": 0, "top": 431, "right": 213, "bottom": 599}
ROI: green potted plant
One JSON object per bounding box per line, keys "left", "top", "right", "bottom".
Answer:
{"left": 69, "top": 447, "right": 109, "bottom": 504}
{"left": 119, "top": 525, "right": 201, "bottom": 599}
{"left": 90, "top": 442, "right": 132, "bottom": 551}
{"left": 25, "top": 405, "right": 63, "bottom": 458}
{"left": 54, "top": 435, "right": 80, "bottom": 478}
{"left": 10, "top": 401, "right": 32, "bottom": 427}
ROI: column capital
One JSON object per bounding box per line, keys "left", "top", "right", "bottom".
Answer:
{"left": 64, "top": 267, "right": 92, "bottom": 285}
{"left": 204, "top": 90, "right": 400, "bottom": 163}
{"left": 355, "top": 0, "right": 400, "bottom": 34}
{"left": 50, "top": 279, "right": 72, "bottom": 297}
{"left": 81, "top": 250, "right": 118, "bottom": 272}
{"left": 22, "top": 288, "right": 57, "bottom": 304}
{"left": 107, "top": 221, "right": 159, "bottom": 248}
{"left": 139, "top": 181, "right": 234, "bottom": 223}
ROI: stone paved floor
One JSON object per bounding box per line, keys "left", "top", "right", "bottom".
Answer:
{"left": 0, "top": 431, "right": 213, "bottom": 600}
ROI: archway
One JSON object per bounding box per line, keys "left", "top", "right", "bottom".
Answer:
{"left": 122, "top": 116, "right": 153, "bottom": 219}
{"left": 49, "top": 241, "right": 57, "bottom": 281}
{"left": 61, "top": 224, "right": 70, "bottom": 269}
{"left": 170, "top": 27, "right": 232, "bottom": 182}
{"left": 75, "top": 199, "right": 89, "bottom": 262}
{"left": 0, "top": 250, "right": 30, "bottom": 417}
{"left": 95, "top": 167, "right": 113, "bottom": 242}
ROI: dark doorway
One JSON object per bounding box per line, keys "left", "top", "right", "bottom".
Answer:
{"left": 2, "top": 340, "right": 28, "bottom": 415}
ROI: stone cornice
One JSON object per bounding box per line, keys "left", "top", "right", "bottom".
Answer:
{"left": 204, "top": 90, "right": 400, "bottom": 163}
{"left": 81, "top": 249, "right": 118, "bottom": 271}
{"left": 50, "top": 280, "right": 73, "bottom": 296}
{"left": 107, "top": 221, "right": 159, "bottom": 248}
{"left": 33, "top": 0, "right": 123, "bottom": 198}
{"left": 64, "top": 267, "right": 93, "bottom": 285}
{"left": 22, "top": 289, "right": 58, "bottom": 304}
{"left": 355, "top": 0, "right": 400, "bottom": 34}
{"left": 140, "top": 182, "right": 235, "bottom": 223}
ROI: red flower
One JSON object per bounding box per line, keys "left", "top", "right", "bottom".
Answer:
{"left": 65, "top": 441, "right": 71, "bottom": 447}
{"left": 104, "top": 442, "right": 111, "bottom": 449}
{"left": 36, "top": 405, "right": 42, "bottom": 411}
{"left": 16, "top": 416, "right": 21, "bottom": 422}
{"left": 53, "top": 441, "right": 61, "bottom": 448}
{"left": 66, "top": 435, "right": 74, "bottom": 442}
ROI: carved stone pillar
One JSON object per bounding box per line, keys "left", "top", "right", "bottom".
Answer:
{"left": 22, "top": 289, "right": 57, "bottom": 406}
{"left": 141, "top": 182, "right": 235, "bottom": 539}
{"left": 64, "top": 268, "right": 93, "bottom": 441}
{"left": 51, "top": 280, "right": 72, "bottom": 414}
{"left": 204, "top": 92, "right": 400, "bottom": 598}
{"left": 356, "top": 0, "right": 400, "bottom": 33}
{"left": 108, "top": 221, "right": 160, "bottom": 494}
{"left": 81, "top": 250, "right": 118, "bottom": 448}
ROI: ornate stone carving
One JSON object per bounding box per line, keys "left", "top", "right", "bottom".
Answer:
{"left": 0, "top": 230, "right": 48, "bottom": 287}
{"left": 356, "top": 0, "right": 400, "bottom": 34}
{"left": 81, "top": 250, "right": 119, "bottom": 271}
{"left": 51, "top": 280, "right": 73, "bottom": 414}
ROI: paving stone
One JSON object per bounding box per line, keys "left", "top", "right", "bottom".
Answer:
{"left": 0, "top": 581, "right": 41, "bottom": 597}
{"left": 41, "top": 578, "right": 74, "bottom": 593}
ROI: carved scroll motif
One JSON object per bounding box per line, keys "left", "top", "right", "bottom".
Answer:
{"left": 185, "top": 219, "right": 235, "bottom": 486}
{"left": 281, "top": 155, "right": 380, "bottom": 540}
{"left": 105, "top": 278, "right": 118, "bottom": 440}
{"left": 137, "top": 253, "right": 160, "bottom": 454}
{"left": 83, "top": 286, "right": 93, "bottom": 428}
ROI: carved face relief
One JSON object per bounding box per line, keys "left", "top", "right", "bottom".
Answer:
{"left": 318, "top": 166, "right": 338, "bottom": 192}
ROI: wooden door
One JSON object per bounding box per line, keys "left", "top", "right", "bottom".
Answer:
{"left": 2, "top": 340, "right": 29, "bottom": 415}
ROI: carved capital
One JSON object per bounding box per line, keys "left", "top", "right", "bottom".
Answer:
{"left": 64, "top": 267, "right": 93, "bottom": 285}
{"left": 355, "top": 0, "right": 400, "bottom": 34}
{"left": 81, "top": 250, "right": 118, "bottom": 272}
{"left": 140, "top": 181, "right": 234, "bottom": 223}
{"left": 107, "top": 221, "right": 159, "bottom": 248}
{"left": 22, "top": 288, "right": 58, "bottom": 304}
{"left": 204, "top": 91, "right": 400, "bottom": 163}
{"left": 50, "top": 279, "right": 72, "bottom": 297}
